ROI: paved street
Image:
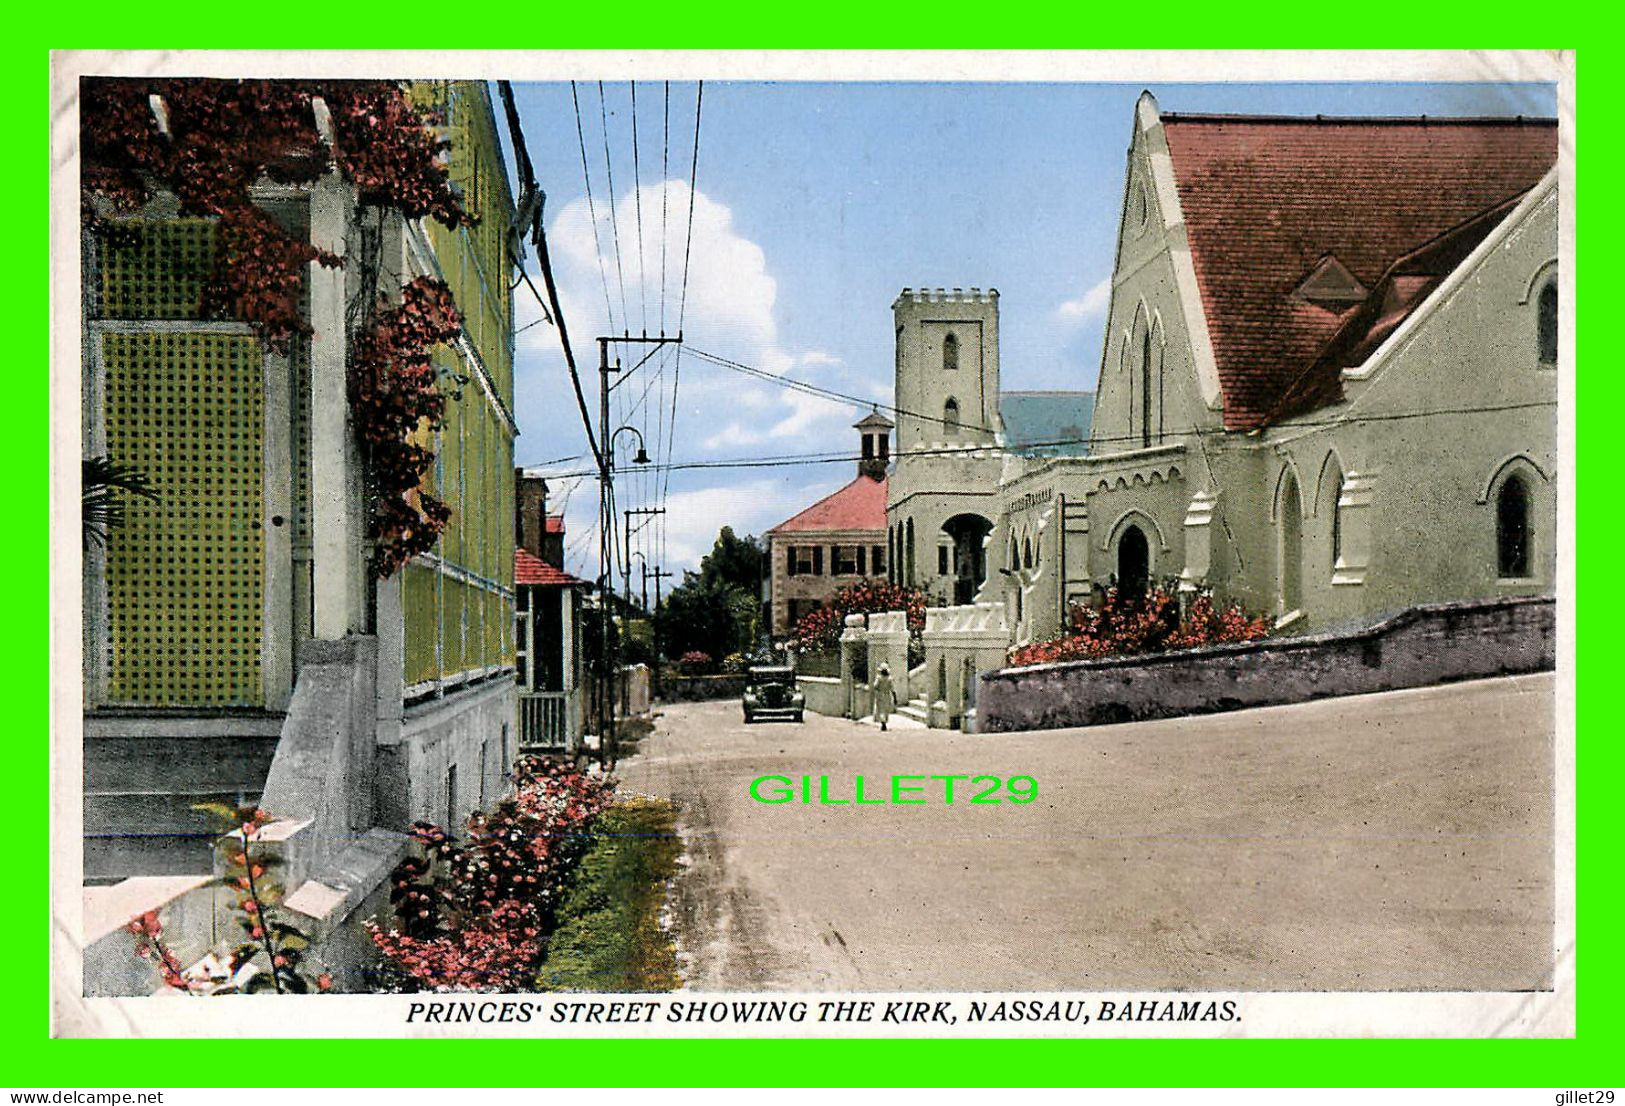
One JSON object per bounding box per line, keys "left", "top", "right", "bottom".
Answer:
{"left": 616, "top": 674, "right": 1556, "bottom": 992}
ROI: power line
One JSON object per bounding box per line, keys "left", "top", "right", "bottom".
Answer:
{"left": 660, "top": 81, "right": 670, "bottom": 336}
{"left": 630, "top": 81, "right": 647, "bottom": 335}
{"left": 686, "top": 345, "right": 981, "bottom": 434}
{"left": 532, "top": 398, "right": 1558, "bottom": 483}
{"left": 570, "top": 81, "right": 617, "bottom": 336}
{"left": 498, "top": 81, "right": 602, "bottom": 471}
{"left": 597, "top": 81, "right": 630, "bottom": 331}
{"left": 661, "top": 81, "right": 704, "bottom": 519}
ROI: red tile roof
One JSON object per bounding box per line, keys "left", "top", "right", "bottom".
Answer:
{"left": 768, "top": 474, "right": 888, "bottom": 534}
{"left": 1159, "top": 114, "right": 1557, "bottom": 428}
{"left": 515, "top": 548, "right": 588, "bottom": 588}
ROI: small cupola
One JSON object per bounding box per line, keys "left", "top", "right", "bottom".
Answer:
{"left": 855, "top": 410, "right": 894, "bottom": 480}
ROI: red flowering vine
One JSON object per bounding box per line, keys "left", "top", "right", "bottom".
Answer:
{"left": 351, "top": 277, "right": 465, "bottom": 577}
{"left": 81, "top": 78, "right": 474, "bottom": 352}
{"left": 82, "top": 78, "right": 480, "bottom": 576}
{"left": 367, "top": 756, "right": 618, "bottom": 992}
{"left": 1007, "top": 582, "right": 1272, "bottom": 667}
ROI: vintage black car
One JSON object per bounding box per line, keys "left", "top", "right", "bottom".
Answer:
{"left": 742, "top": 665, "right": 804, "bottom": 724}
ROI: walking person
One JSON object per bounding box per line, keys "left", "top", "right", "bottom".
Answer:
{"left": 872, "top": 663, "right": 897, "bottom": 732}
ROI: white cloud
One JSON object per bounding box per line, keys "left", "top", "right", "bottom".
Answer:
{"left": 1058, "top": 276, "right": 1113, "bottom": 322}
{"left": 550, "top": 180, "right": 792, "bottom": 373}
{"left": 524, "top": 180, "right": 875, "bottom": 577}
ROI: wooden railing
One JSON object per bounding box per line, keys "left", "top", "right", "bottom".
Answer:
{"left": 518, "top": 689, "right": 580, "bottom": 750}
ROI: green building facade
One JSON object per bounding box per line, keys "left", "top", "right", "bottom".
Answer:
{"left": 82, "top": 79, "right": 520, "bottom": 888}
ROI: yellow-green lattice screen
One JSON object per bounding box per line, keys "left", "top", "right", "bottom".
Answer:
{"left": 103, "top": 332, "right": 264, "bottom": 706}
{"left": 402, "top": 562, "right": 439, "bottom": 687}
{"left": 97, "top": 219, "right": 215, "bottom": 319}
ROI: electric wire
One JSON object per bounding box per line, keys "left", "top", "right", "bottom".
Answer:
{"left": 570, "top": 81, "right": 618, "bottom": 336}
{"left": 597, "top": 81, "right": 630, "bottom": 333}
{"left": 534, "top": 398, "right": 1559, "bottom": 483}
{"left": 660, "top": 81, "right": 704, "bottom": 521}
{"left": 631, "top": 81, "right": 647, "bottom": 335}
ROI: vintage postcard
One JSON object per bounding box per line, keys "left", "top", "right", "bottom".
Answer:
{"left": 50, "top": 49, "right": 1574, "bottom": 1039}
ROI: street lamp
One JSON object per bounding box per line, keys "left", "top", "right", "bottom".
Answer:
{"left": 608, "top": 425, "right": 651, "bottom": 468}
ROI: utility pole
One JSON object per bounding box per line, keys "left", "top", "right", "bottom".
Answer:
{"left": 623, "top": 507, "right": 666, "bottom": 609}
{"left": 596, "top": 333, "right": 679, "bottom": 770}
{"left": 646, "top": 564, "right": 672, "bottom": 701}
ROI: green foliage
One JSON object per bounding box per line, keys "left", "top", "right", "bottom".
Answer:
{"left": 82, "top": 455, "right": 158, "bottom": 551}
{"left": 697, "top": 526, "right": 764, "bottom": 595}
{"left": 656, "top": 574, "right": 749, "bottom": 662}
{"left": 653, "top": 527, "right": 768, "bottom": 663}
{"left": 535, "top": 798, "right": 682, "bottom": 993}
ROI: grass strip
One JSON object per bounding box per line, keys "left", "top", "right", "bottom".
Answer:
{"left": 536, "top": 796, "right": 682, "bottom": 992}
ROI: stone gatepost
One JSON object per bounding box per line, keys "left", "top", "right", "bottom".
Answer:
{"left": 866, "top": 610, "right": 911, "bottom": 706}
{"left": 838, "top": 614, "right": 868, "bottom": 719}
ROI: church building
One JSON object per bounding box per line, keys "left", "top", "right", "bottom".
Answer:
{"left": 888, "top": 92, "right": 1560, "bottom": 658}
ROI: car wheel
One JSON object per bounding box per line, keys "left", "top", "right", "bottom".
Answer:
{"left": 743, "top": 712, "right": 754, "bottom": 724}
{"left": 794, "top": 712, "right": 804, "bottom": 723}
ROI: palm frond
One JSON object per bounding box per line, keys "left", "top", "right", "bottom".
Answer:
{"left": 83, "top": 456, "right": 159, "bottom": 551}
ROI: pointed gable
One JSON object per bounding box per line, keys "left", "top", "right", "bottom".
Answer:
{"left": 1159, "top": 113, "right": 1557, "bottom": 429}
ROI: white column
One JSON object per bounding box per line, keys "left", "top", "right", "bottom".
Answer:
{"left": 1180, "top": 489, "right": 1219, "bottom": 597}
{"left": 261, "top": 350, "right": 293, "bottom": 709}
{"left": 309, "top": 172, "right": 359, "bottom": 639}
{"left": 1332, "top": 469, "right": 1380, "bottom": 587}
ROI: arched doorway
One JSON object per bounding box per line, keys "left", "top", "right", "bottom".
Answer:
{"left": 1277, "top": 470, "right": 1303, "bottom": 615}
{"left": 941, "top": 514, "right": 993, "bottom": 604}
{"left": 1117, "top": 523, "right": 1149, "bottom": 598}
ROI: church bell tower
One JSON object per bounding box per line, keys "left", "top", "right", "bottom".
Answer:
{"left": 892, "top": 287, "right": 1001, "bottom": 452}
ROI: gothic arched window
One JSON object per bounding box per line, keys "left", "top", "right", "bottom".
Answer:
{"left": 1140, "top": 324, "right": 1153, "bottom": 448}
{"left": 1331, "top": 477, "right": 1346, "bottom": 572}
{"left": 1498, "top": 474, "right": 1531, "bottom": 578}
{"left": 943, "top": 397, "right": 960, "bottom": 432}
{"left": 1538, "top": 282, "right": 1558, "bottom": 365}
{"left": 943, "top": 332, "right": 959, "bottom": 372}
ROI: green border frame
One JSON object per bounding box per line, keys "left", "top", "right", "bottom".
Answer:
{"left": 21, "top": 25, "right": 1606, "bottom": 1089}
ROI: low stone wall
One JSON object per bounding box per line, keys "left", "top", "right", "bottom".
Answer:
{"left": 798, "top": 674, "right": 846, "bottom": 717}
{"left": 977, "top": 596, "right": 1555, "bottom": 734}
{"left": 659, "top": 674, "right": 749, "bottom": 702}
{"left": 792, "top": 650, "right": 841, "bottom": 677}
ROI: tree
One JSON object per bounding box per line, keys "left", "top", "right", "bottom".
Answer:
{"left": 697, "top": 527, "right": 764, "bottom": 595}
{"left": 654, "top": 574, "right": 749, "bottom": 664}
{"left": 652, "top": 528, "right": 768, "bottom": 665}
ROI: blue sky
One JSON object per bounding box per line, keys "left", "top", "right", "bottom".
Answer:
{"left": 502, "top": 80, "right": 1557, "bottom": 579}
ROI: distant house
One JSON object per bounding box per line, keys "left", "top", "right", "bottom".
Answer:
{"left": 514, "top": 471, "right": 588, "bottom": 752}
{"left": 766, "top": 414, "right": 893, "bottom": 638}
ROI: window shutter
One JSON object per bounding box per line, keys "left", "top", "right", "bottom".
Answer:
{"left": 857, "top": 546, "right": 867, "bottom": 575}
{"left": 813, "top": 546, "right": 824, "bottom": 576}
{"left": 787, "top": 546, "right": 797, "bottom": 576}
